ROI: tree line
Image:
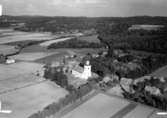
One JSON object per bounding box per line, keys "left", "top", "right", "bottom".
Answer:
{"left": 48, "top": 38, "right": 104, "bottom": 49}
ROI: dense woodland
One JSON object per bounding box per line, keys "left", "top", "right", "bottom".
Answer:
{"left": 97, "top": 23, "right": 167, "bottom": 54}
{"left": 1, "top": 15, "right": 167, "bottom": 32}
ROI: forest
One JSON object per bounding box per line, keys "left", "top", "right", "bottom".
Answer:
{"left": 1, "top": 15, "right": 167, "bottom": 32}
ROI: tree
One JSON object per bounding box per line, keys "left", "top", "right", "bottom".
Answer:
{"left": 44, "top": 66, "right": 68, "bottom": 88}
{"left": 97, "top": 23, "right": 130, "bottom": 57}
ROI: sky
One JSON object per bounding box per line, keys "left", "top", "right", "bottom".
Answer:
{"left": 0, "top": 0, "right": 167, "bottom": 17}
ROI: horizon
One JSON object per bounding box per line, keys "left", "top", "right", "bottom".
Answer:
{"left": 0, "top": 0, "right": 167, "bottom": 17}
{"left": 2, "top": 14, "right": 167, "bottom": 18}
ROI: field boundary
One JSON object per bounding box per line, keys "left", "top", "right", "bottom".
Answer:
{"left": 0, "top": 79, "right": 47, "bottom": 95}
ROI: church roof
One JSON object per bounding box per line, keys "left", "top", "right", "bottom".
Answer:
{"left": 72, "top": 66, "right": 84, "bottom": 73}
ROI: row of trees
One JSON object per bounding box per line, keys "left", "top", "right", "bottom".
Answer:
{"left": 28, "top": 83, "right": 93, "bottom": 118}
{"left": 48, "top": 38, "right": 104, "bottom": 49}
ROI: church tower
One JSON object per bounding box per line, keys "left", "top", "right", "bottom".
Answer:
{"left": 82, "top": 61, "right": 92, "bottom": 79}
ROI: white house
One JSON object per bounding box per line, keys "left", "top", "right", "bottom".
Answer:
{"left": 6, "top": 59, "right": 15, "bottom": 64}
{"left": 72, "top": 61, "right": 92, "bottom": 80}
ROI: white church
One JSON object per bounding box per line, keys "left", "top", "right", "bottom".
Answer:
{"left": 72, "top": 61, "right": 92, "bottom": 80}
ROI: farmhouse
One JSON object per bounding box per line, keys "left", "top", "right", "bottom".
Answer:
{"left": 6, "top": 58, "right": 15, "bottom": 64}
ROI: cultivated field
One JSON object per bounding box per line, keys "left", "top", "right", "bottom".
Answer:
{"left": 39, "top": 37, "right": 73, "bottom": 47}
{"left": 0, "top": 81, "right": 68, "bottom": 118}
{"left": 10, "top": 52, "right": 58, "bottom": 61}
{"left": 62, "top": 93, "right": 129, "bottom": 118}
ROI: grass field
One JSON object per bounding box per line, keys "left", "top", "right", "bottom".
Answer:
{"left": 0, "top": 81, "right": 68, "bottom": 118}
